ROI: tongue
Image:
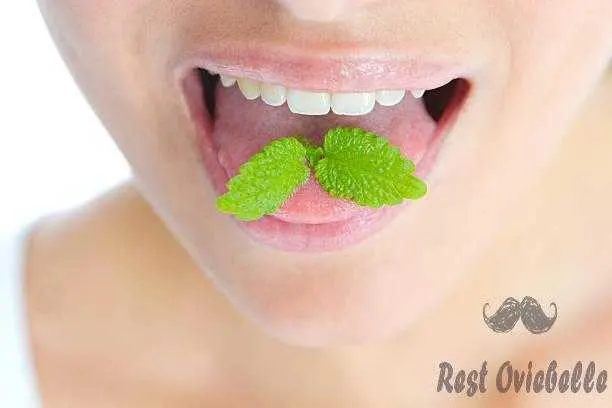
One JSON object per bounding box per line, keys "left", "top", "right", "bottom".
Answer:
{"left": 213, "top": 86, "right": 436, "bottom": 224}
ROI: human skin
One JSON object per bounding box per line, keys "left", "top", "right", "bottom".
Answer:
{"left": 26, "top": 76, "right": 612, "bottom": 406}
{"left": 35, "top": 0, "right": 612, "bottom": 347}
{"left": 27, "top": 0, "right": 612, "bottom": 404}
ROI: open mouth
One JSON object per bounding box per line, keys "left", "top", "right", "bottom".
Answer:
{"left": 181, "top": 58, "right": 470, "bottom": 252}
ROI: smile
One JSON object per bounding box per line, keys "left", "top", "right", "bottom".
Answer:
{"left": 180, "top": 49, "right": 471, "bottom": 252}
{"left": 216, "top": 72, "right": 428, "bottom": 116}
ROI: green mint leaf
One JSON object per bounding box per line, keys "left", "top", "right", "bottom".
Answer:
{"left": 314, "top": 127, "right": 427, "bottom": 207}
{"left": 216, "top": 137, "right": 310, "bottom": 221}
{"left": 295, "top": 135, "right": 324, "bottom": 167}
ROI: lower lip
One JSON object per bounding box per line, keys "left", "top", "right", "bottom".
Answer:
{"left": 182, "top": 73, "right": 467, "bottom": 252}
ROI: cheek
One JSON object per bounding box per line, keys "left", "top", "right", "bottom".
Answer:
{"left": 487, "top": 0, "right": 612, "bottom": 132}
{"left": 36, "top": 0, "right": 134, "bottom": 91}
{"left": 37, "top": 0, "right": 164, "bottom": 121}
{"left": 39, "top": 0, "right": 147, "bottom": 24}
{"left": 494, "top": 0, "right": 612, "bottom": 55}
{"left": 38, "top": 0, "right": 170, "bottom": 82}
{"left": 38, "top": 0, "right": 188, "bottom": 192}
{"left": 39, "top": 0, "right": 137, "bottom": 43}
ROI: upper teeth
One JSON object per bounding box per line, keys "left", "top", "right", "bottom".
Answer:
{"left": 410, "top": 89, "right": 425, "bottom": 98}
{"left": 220, "top": 75, "right": 237, "bottom": 87}
{"left": 218, "top": 73, "right": 428, "bottom": 116}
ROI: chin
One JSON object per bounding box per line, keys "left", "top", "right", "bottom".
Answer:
{"left": 182, "top": 235, "right": 459, "bottom": 347}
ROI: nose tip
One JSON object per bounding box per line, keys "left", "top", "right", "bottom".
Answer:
{"left": 276, "top": 0, "right": 377, "bottom": 22}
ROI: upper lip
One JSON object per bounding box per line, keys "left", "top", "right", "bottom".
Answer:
{"left": 176, "top": 43, "right": 472, "bottom": 93}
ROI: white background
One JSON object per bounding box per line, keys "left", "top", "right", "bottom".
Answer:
{"left": 0, "top": 2, "right": 130, "bottom": 234}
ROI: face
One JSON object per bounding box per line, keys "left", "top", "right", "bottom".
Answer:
{"left": 38, "top": 0, "right": 612, "bottom": 346}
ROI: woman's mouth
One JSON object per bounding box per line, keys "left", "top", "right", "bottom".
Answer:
{"left": 180, "top": 51, "right": 470, "bottom": 252}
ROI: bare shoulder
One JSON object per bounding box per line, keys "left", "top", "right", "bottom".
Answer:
{"left": 26, "top": 182, "right": 178, "bottom": 272}
{"left": 24, "top": 183, "right": 227, "bottom": 407}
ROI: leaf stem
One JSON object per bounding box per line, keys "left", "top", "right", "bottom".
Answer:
{"left": 295, "top": 136, "right": 324, "bottom": 168}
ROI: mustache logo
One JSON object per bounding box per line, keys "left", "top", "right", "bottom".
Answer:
{"left": 483, "top": 297, "right": 558, "bottom": 334}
